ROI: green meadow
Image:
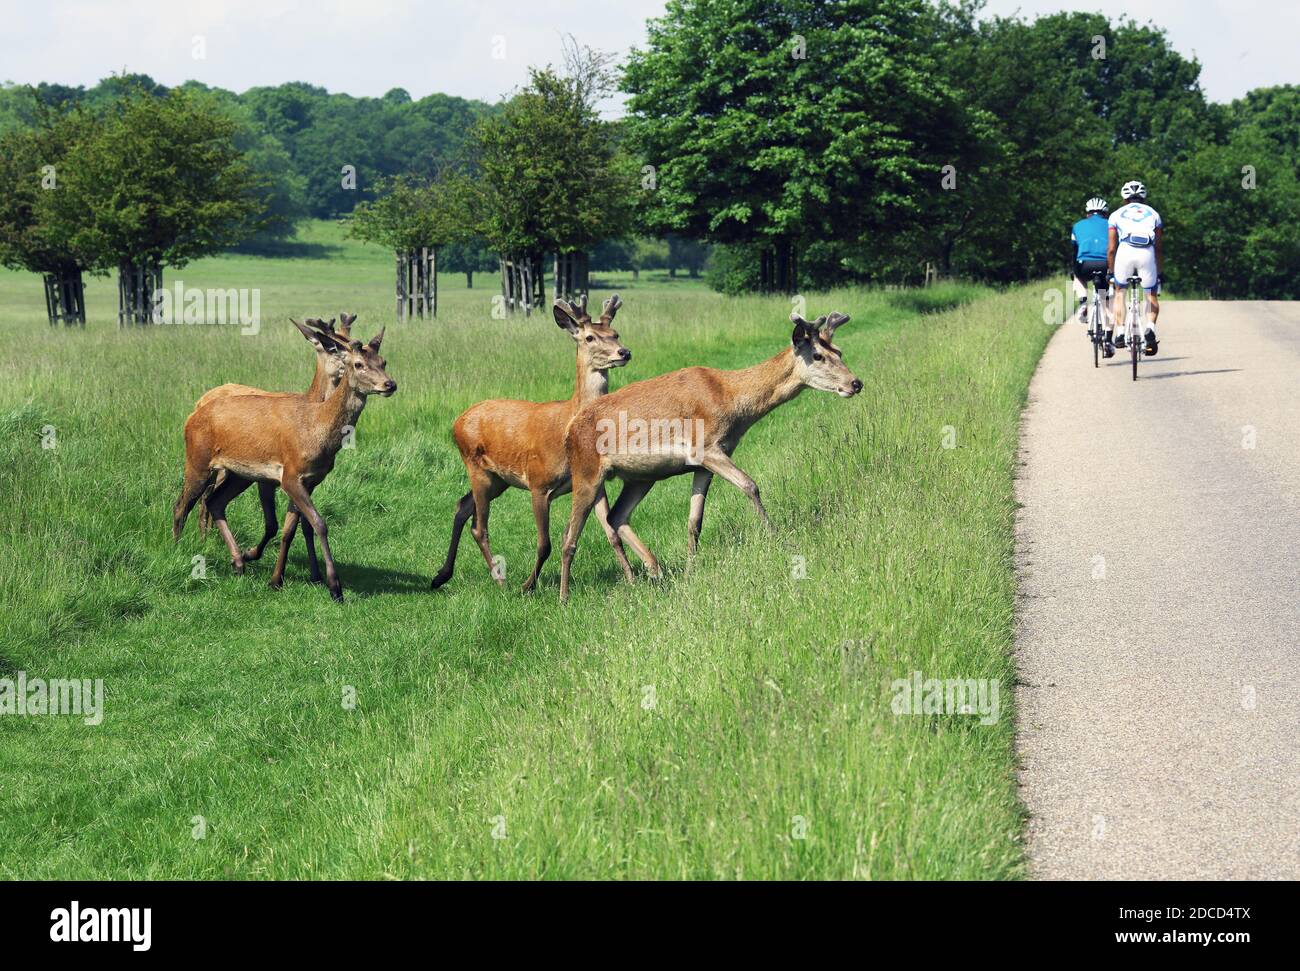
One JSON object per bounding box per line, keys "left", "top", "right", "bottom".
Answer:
{"left": 0, "top": 222, "right": 1050, "bottom": 878}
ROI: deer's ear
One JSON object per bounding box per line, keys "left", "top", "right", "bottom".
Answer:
{"left": 292, "top": 318, "right": 324, "bottom": 347}
{"left": 791, "top": 321, "right": 816, "bottom": 346}
{"left": 368, "top": 327, "right": 385, "bottom": 351}
{"left": 554, "top": 300, "right": 581, "bottom": 335}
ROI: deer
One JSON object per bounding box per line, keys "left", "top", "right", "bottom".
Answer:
{"left": 557, "top": 311, "right": 862, "bottom": 602}
{"left": 431, "top": 293, "right": 653, "bottom": 593}
{"left": 173, "top": 327, "right": 396, "bottom": 601}
{"left": 193, "top": 313, "right": 358, "bottom": 565}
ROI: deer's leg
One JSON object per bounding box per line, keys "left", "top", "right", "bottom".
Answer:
{"left": 700, "top": 450, "right": 772, "bottom": 530}
{"left": 521, "top": 489, "right": 552, "bottom": 593}
{"left": 559, "top": 476, "right": 603, "bottom": 604}
{"left": 268, "top": 508, "right": 299, "bottom": 590}
{"left": 468, "top": 470, "right": 508, "bottom": 588}
{"left": 173, "top": 462, "right": 215, "bottom": 542}
{"left": 198, "top": 471, "right": 224, "bottom": 538}
{"left": 592, "top": 488, "right": 635, "bottom": 583}
{"left": 686, "top": 469, "right": 715, "bottom": 565}
{"left": 207, "top": 474, "right": 255, "bottom": 574}
{"left": 299, "top": 515, "right": 324, "bottom": 584}
{"left": 280, "top": 478, "right": 341, "bottom": 601}
{"left": 242, "top": 480, "right": 279, "bottom": 561}
{"left": 606, "top": 480, "right": 661, "bottom": 580}
{"left": 432, "top": 491, "right": 474, "bottom": 590}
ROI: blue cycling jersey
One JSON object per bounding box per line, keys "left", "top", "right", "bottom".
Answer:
{"left": 1071, "top": 214, "right": 1109, "bottom": 262}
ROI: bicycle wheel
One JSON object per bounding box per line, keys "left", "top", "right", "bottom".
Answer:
{"left": 1131, "top": 324, "right": 1139, "bottom": 380}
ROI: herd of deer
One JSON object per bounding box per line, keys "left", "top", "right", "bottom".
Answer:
{"left": 172, "top": 295, "right": 862, "bottom": 603}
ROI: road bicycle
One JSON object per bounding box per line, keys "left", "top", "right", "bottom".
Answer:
{"left": 1085, "top": 269, "right": 1108, "bottom": 369}
{"left": 1112, "top": 274, "right": 1146, "bottom": 381}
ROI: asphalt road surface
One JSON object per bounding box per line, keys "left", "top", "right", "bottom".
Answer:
{"left": 1015, "top": 300, "right": 1300, "bottom": 879}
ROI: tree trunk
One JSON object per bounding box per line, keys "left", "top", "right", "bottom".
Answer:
{"left": 466, "top": 269, "right": 473, "bottom": 289}
{"left": 118, "top": 258, "right": 162, "bottom": 326}
{"left": 43, "top": 268, "right": 86, "bottom": 326}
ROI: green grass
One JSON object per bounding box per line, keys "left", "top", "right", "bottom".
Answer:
{"left": 0, "top": 221, "right": 1050, "bottom": 879}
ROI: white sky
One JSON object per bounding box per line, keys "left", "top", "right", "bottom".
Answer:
{"left": 0, "top": 0, "right": 1293, "bottom": 110}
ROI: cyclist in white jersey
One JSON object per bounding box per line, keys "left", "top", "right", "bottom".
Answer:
{"left": 1105, "top": 181, "right": 1163, "bottom": 357}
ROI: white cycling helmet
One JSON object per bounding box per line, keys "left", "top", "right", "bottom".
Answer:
{"left": 1121, "top": 180, "right": 1146, "bottom": 200}
{"left": 1085, "top": 196, "right": 1109, "bottom": 214}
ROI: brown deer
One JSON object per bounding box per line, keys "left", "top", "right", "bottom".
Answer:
{"left": 432, "top": 293, "right": 650, "bottom": 593}
{"left": 173, "top": 328, "right": 396, "bottom": 601}
{"left": 190, "top": 314, "right": 357, "bottom": 577}
{"left": 557, "top": 311, "right": 862, "bottom": 602}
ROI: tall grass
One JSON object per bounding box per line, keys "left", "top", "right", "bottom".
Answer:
{"left": 0, "top": 227, "right": 1046, "bottom": 878}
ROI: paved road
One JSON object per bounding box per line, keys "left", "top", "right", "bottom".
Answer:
{"left": 1015, "top": 300, "right": 1300, "bottom": 879}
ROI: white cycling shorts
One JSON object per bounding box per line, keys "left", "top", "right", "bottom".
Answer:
{"left": 1112, "top": 242, "right": 1158, "bottom": 291}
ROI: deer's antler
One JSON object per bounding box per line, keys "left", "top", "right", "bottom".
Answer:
{"left": 600, "top": 293, "right": 622, "bottom": 324}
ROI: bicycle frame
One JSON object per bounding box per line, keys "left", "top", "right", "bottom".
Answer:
{"left": 1125, "top": 275, "right": 1145, "bottom": 379}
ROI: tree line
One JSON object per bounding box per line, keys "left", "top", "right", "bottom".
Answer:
{"left": 624, "top": 0, "right": 1300, "bottom": 298}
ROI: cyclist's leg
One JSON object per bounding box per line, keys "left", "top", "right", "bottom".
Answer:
{"left": 1071, "top": 266, "right": 1088, "bottom": 322}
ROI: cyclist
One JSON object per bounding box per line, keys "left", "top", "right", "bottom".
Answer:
{"left": 1106, "top": 181, "right": 1163, "bottom": 358}
{"left": 1070, "top": 197, "right": 1111, "bottom": 337}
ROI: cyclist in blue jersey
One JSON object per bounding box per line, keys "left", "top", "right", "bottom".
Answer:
{"left": 1106, "top": 180, "right": 1163, "bottom": 357}
{"left": 1070, "top": 197, "right": 1111, "bottom": 340}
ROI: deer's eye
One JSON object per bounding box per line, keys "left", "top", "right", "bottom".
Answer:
{"left": 354, "top": 362, "right": 363, "bottom": 369}
{"left": 585, "top": 335, "right": 595, "bottom": 343}
{"left": 813, "top": 352, "right": 824, "bottom": 362}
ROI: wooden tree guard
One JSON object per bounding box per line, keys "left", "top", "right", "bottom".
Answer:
{"left": 396, "top": 247, "right": 438, "bottom": 320}
{"left": 43, "top": 270, "right": 86, "bottom": 326}
{"left": 118, "top": 259, "right": 163, "bottom": 326}
{"left": 553, "top": 251, "right": 589, "bottom": 303}
{"left": 499, "top": 253, "right": 545, "bottom": 316}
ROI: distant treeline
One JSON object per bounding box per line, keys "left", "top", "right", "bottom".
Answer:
{"left": 0, "top": 73, "right": 489, "bottom": 240}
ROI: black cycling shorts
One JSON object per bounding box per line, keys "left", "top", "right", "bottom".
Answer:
{"left": 1073, "top": 259, "right": 1109, "bottom": 285}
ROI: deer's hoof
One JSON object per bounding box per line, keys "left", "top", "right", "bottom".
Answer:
{"left": 242, "top": 547, "right": 262, "bottom": 561}
{"left": 268, "top": 578, "right": 283, "bottom": 591}
{"left": 330, "top": 589, "right": 344, "bottom": 603}
{"left": 231, "top": 561, "right": 245, "bottom": 576}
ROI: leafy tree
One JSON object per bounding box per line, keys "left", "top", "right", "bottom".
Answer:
{"left": 0, "top": 98, "right": 99, "bottom": 322}
{"left": 467, "top": 60, "right": 637, "bottom": 310}
{"left": 41, "top": 87, "right": 265, "bottom": 322}
{"left": 440, "top": 237, "right": 497, "bottom": 288}
{"left": 1161, "top": 128, "right": 1300, "bottom": 298}
{"left": 624, "top": 0, "right": 980, "bottom": 291}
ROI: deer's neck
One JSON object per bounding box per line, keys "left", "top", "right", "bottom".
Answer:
{"left": 722, "top": 348, "right": 804, "bottom": 427}
{"left": 305, "top": 355, "right": 329, "bottom": 401}
{"left": 571, "top": 356, "right": 609, "bottom": 412}
{"left": 317, "top": 374, "right": 368, "bottom": 449}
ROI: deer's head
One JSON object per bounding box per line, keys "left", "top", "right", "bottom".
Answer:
{"left": 339, "top": 328, "right": 396, "bottom": 397}
{"left": 790, "top": 311, "right": 862, "bottom": 397}
{"left": 292, "top": 317, "right": 349, "bottom": 389}
{"left": 554, "top": 293, "right": 631, "bottom": 370}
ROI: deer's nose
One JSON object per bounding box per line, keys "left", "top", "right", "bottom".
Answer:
{"left": 619, "top": 348, "right": 631, "bottom": 360}
{"left": 384, "top": 380, "right": 397, "bottom": 393}
{"left": 850, "top": 379, "right": 863, "bottom": 393}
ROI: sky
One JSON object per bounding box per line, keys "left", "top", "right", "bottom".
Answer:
{"left": 0, "top": 0, "right": 1294, "bottom": 111}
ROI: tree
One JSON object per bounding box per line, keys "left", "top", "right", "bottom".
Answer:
{"left": 440, "top": 237, "right": 497, "bottom": 288}
{"left": 41, "top": 87, "right": 265, "bottom": 324}
{"left": 624, "top": 0, "right": 979, "bottom": 292}
{"left": 1161, "top": 128, "right": 1300, "bottom": 299}
{"left": 467, "top": 58, "right": 636, "bottom": 312}
{"left": 348, "top": 172, "right": 467, "bottom": 317}
{"left": 0, "top": 97, "right": 99, "bottom": 324}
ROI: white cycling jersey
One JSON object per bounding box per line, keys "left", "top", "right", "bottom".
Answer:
{"left": 1109, "top": 202, "right": 1162, "bottom": 290}
{"left": 1109, "top": 202, "right": 1162, "bottom": 247}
